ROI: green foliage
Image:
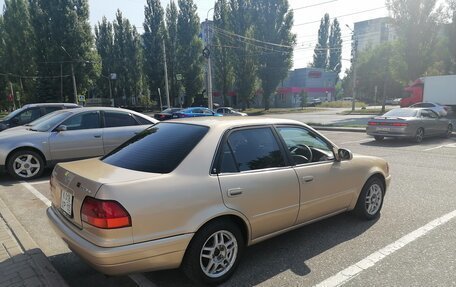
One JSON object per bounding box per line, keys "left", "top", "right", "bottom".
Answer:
{"left": 299, "top": 91, "right": 308, "bottom": 109}
{"left": 252, "top": 0, "right": 296, "bottom": 110}
{"left": 143, "top": 0, "right": 165, "bottom": 103}
{"left": 213, "top": 0, "right": 235, "bottom": 107}
{"left": 165, "top": 1, "right": 181, "bottom": 106}
{"left": 95, "top": 17, "right": 114, "bottom": 99}
{"left": 449, "top": 2, "right": 456, "bottom": 73}
{"left": 386, "top": 0, "right": 442, "bottom": 81}
{"left": 312, "top": 13, "right": 330, "bottom": 69}
{"left": 328, "top": 18, "right": 342, "bottom": 75}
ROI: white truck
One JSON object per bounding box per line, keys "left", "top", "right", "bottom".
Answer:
{"left": 423, "top": 75, "right": 456, "bottom": 108}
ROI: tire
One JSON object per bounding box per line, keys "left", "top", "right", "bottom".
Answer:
{"left": 414, "top": 128, "right": 424, "bottom": 143}
{"left": 354, "top": 176, "right": 385, "bottom": 220}
{"left": 7, "top": 149, "right": 45, "bottom": 180}
{"left": 182, "top": 220, "right": 244, "bottom": 286}
{"left": 445, "top": 124, "right": 453, "bottom": 138}
{"left": 374, "top": 136, "right": 384, "bottom": 141}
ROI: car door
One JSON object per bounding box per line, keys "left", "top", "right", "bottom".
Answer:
{"left": 275, "top": 126, "right": 357, "bottom": 223}
{"left": 216, "top": 127, "right": 300, "bottom": 240}
{"left": 102, "top": 110, "right": 147, "bottom": 154}
{"left": 420, "top": 109, "right": 439, "bottom": 135}
{"left": 49, "top": 111, "right": 104, "bottom": 161}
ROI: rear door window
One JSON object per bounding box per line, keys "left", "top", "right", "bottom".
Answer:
{"left": 102, "top": 123, "right": 209, "bottom": 173}
{"left": 62, "top": 111, "right": 101, "bottom": 130}
{"left": 219, "top": 127, "right": 286, "bottom": 172}
{"left": 44, "top": 106, "right": 62, "bottom": 114}
{"left": 104, "top": 111, "right": 138, "bottom": 127}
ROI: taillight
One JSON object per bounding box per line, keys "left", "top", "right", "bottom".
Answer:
{"left": 392, "top": 122, "right": 408, "bottom": 126}
{"left": 81, "top": 197, "right": 131, "bottom": 229}
{"left": 368, "top": 122, "right": 378, "bottom": 126}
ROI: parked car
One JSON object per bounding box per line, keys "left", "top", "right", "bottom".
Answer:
{"left": 0, "top": 103, "right": 80, "bottom": 132}
{"left": 172, "top": 107, "right": 222, "bottom": 118}
{"left": 409, "top": 102, "right": 449, "bottom": 117}
{"left": 366, "top": 108, "right": 453, "bottom": 143}
{"left": 154, "top": 107, "right": 182, "bottom": 121}
{"left": 215, "top": 107, "right": 247, "bottom": 116}
{"left": 0, "top": 107, "right": 157, "bottom": 179}
{"left": 47, "top": 117, "right": 390, "bottom": 285}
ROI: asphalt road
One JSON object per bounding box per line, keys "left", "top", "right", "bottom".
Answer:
{"left": 1, "top": 130, "right": 455, "bottom": 287}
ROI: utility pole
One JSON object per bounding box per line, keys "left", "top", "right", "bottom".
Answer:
{"left": 70, "top": 63, "right": 78, "bottom": 105}
{"left": 9, "top": 82, "right": 16, "bottom": 110}
{"left": 60, "top": 63, "right": 63, "bottom": 102}
{"left": 346, "top": 25, "right": 357, "bottom": 112}
{"left": 162, "top": 40, "right": 170, "bottom": 108}
{"left": 204, "top": 16, "right": 213, "bottom": 110}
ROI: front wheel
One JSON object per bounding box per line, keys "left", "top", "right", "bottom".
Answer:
{"left": 354, "top": 177, "right": 385, "bottom": 220}
{"left": 7, "top": 149, "right": 45, "bottom": 180}
{"left": 445, "top": 124, "right": 453, "bottom": 138}
{"left": 182, "top": 220, "right": 244, "bottom": 286}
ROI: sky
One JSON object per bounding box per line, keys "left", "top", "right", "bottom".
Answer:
{"left": 1, "top": 0, "right": 390, "bottom": 73}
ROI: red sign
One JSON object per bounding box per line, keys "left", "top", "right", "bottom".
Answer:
{"left": 308, "top": 71, "right": 322, "bottom": 78}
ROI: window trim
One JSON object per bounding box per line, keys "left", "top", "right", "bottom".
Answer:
{"left": 211, "top": 125, "right": 293, "bottom": 175}
{"left": 273, "top": 124, "right": 337, "bottom": 167}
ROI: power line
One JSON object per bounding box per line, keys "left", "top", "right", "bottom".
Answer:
{"left": 0, "top": 72, "right": 72, "bottom": 79}
{"left": 293, "top": 0, "right": 338, "bottom": 11}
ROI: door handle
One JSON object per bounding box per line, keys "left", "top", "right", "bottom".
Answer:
{"left": 94, "top": 135, "right": 101, "bottom": 138}
{"left": 302, "top": 176, "right": 314, "bottom": 183}
{"left": 227, "top": 188, "right": 243, "bottom": 197}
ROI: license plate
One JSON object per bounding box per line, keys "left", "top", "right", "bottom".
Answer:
{"left": 61, "top": 190, "right": 73, "bottom": 216}
{"left": 376, "top": 127, "right": 391, "bottom": 132}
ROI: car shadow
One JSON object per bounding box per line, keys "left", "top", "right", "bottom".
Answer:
{"left": 360, "top": 136, "right": 454, "bottom": 148}
{"left": 145, "top": 213, "right": 378, "bottom": 286}
{"left": 0, "top": 169, "right": 52, "bottom": 187}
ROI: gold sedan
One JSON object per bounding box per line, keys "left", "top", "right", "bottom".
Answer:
{"left": 47, "top": 117, "right": 391, "bottom": 285}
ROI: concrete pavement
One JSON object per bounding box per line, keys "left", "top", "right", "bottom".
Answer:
{"left": 0, "top": 196, "right": 67, "bottom": 287}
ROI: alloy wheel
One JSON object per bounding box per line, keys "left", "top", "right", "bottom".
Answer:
{"left": 200, "top": 230, "right": 238, "bottom": 278}
{"left": 13, "top": 154, "right": 41, "bottom": 179}
{"left": 365, "top": 183, "right": 383, "bottom": 215}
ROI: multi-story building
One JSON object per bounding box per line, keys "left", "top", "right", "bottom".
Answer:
{"left": 353, "top": 17, "right": 397, "bottom": 53}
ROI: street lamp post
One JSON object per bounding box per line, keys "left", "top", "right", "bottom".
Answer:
{"left": 205, "top": 8, "right": 214, "bottom": 110}
{"left": 346, "top": 25, "right": 358, "bottom": 112}
{"left": 61, "top": 46, "right": 78, "bottom": 105}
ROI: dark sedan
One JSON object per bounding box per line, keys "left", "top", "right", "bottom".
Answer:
{"left": 172, "top": 107, "right": 222, "bottom": 118}
{"left": 366, "top": 108, "right": 453, "bottom": 143}
{"left": 154, "top": 108, "right": 182, "bottom": 121}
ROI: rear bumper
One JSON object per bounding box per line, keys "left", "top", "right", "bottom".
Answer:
{"left": 47, "top": 207, "right": 193, "bottom": 275}
{"left": 366, "top": 126, "right": 413, "bottom": 138}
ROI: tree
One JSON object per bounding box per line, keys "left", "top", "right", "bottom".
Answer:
{"left": 95, "top": 17, "right": 114, "bottom": 99}
{"left": 165, "top": 1, "right": 181, "bottom": 106}
{"left": 312, "top": 13, "right": 330, "bottom": 69}
{"left": 143, "top": 0, "right": 165, "bottom": 105}
{"left": 252, "top": 0, "right": 296, "bottom": 110}
{"left": 29, "top": 0, "right": 100, "bottom": 103}
{"left": 299, "top": 90, "right": 308, "bottom": 109}
{"left": 213, "top": 0, "right": 235, "bottom": 107}
{"left": 328, "top": 18, "right": 342, "bottom": 75}
{"left": 112, "top": 10, "right": 143, "bottom": 106}
{"left": 228, "top": 0, "right": 258, "bottom": 109}
{"left": 2, "top": 0, "right": 36, "bottom": 104}
{"left": 176, "top": 0, "right": 204, "bottom": 106}
{"left": 386, "top": 0, "right": 442, "bottom": 81}
{"left": 449, "top": 0, "right": 456, "bottom": 73}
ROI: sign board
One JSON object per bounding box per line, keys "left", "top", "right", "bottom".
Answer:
{"left": 78, "top": 95, "right": 86, "bottom": 102}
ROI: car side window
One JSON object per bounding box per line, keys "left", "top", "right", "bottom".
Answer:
{"left": 276, "top": 126, "right": 334, "bottom": 165}
{"left": 132, "top": 114, "right": 153, "bottom": 125}
{"left": 15, "top": 107, "right": 41, "bottom": 124}
{"left": 193, "top": 109, "right": 203, "bottom": 114}
{"left": 220, "top": 128, "right": 286, "bottom": 173}
{"left": 61, "top": 112, "right": 101, "bottom": 130}
{"left": 426, "top": 110, "right": 438, "bottom": 118}
{"left": 44, "top": 106, "right": 62, "bottom": 114}
{"left": 203, "top": 109, "right": 213, "bottom": 114}
{"left": 104, "top": 111, "right": 138, "bottom": 127}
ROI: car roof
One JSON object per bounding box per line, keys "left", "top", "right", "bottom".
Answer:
{"left": 167, "top": 116, "right": 304, "bottom": 131}
{"left": 22, "top": 103, "right": 80, "bottom": 108}
{"left": 62, "top": 107, "right": 157, "bottom": 121}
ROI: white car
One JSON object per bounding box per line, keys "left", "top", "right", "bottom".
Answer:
{"left": 216, "top": 107, "right": 247, "bottom": 116}
{"left": 409, "top": 102, "right": 449, "bottom": 117}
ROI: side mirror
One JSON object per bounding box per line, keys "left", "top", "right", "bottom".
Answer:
{"left": 55, "top": 125, "right": 67, "bottom": 132}
{"left": 336, "top": 148, "right": 353, "bottom": 161}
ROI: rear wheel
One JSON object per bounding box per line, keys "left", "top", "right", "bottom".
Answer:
{"left": 374, "top": 136, "right": 384, "bottom": 141}
{"left": 182, "top": 220, "right": 244, "bottom": 286}
{"left": 414, "top": 128, "right": 424, "bottom": 143}
{"left": 354, "top": 176, "right": 385, "bottom": 220}
{"left": 7, "top": 149, "right": 45, "bottom": 180}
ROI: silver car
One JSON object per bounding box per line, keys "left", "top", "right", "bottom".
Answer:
{"left": 366, "top": 108, "right": 453, "bottom": 143}
{"left": 215, "top": 107, "right": 248, "bottom": 116}
{"left": 0, "top": 107, "right": 157, "bottom": 179}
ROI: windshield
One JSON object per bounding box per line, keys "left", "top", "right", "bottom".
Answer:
{"left": 26, "top": 110, "right": 64, "bottom": 126}
{"left": 2, "top": 107, "right": 25, "bottom": 121}
{"left": 383, "top": 109, "right": 417, "bottom": 118}
{"left": 162, "top": 108, "right": 181, "bottom": 113}
{"left": 31, "top": 111, "right": 72, "bottom": 132}
{"left": 102, "top": 123, "right": 209, "bottom": 173}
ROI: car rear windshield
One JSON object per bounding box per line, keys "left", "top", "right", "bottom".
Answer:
{"left": 102, "top": 123, "right": 209, "bottom": 173}
{"left": 383, "top": 109, "right": 417, "bottom": 117}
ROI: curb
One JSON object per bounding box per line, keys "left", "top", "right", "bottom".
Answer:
{"left": 0, "top": 197, "right": 68, "bottom": 287}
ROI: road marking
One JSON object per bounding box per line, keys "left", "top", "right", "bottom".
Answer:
{"left": 20, "top": 181, "right": 51, "bottom": 207}
{"left": 20, "top": 182, "right": 158, "bottom": 287}
{"left": 340, "top": 138, "right": 372, "bottom": 144}
{"left": 424, "top": 143, "right": 456, "bottom": 151}
{"left": 29, "top": 179, "right": 50, "bottom": 185}
{"left": 314, "top": 209, "right": 456, "bottom": 287}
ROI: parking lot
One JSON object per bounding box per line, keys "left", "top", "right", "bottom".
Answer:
{"left": 1, "top": 130, "right": 455, "bottom": 287}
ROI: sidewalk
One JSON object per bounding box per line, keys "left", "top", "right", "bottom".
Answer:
{"left": 0, "top": 197, "right": 67, "bottom": 287}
